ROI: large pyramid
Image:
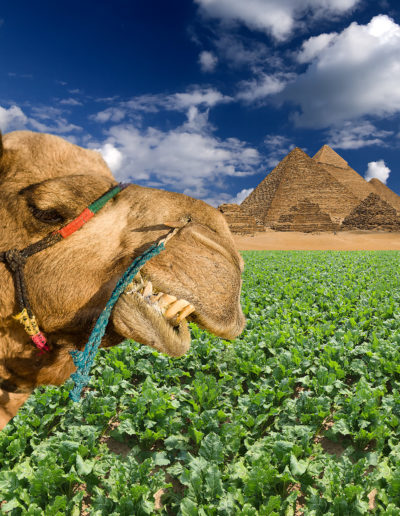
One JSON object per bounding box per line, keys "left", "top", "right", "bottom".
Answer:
{"left": 240, "top": 147, "right": 360, "bottom": 226}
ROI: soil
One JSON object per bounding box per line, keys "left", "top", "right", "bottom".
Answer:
{"left": 234, "top": 230, "right": 400, "bottom": 251}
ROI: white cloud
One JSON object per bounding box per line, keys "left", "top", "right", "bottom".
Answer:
{"left": 0, "top": 105, "right": 28, "bottom": 131}
{"left": 199, "top": 51, "right": 218, "bottom": 72}
{"left": 91, "top": 107, "right": 127, "bottom": 123}
{"left": 264, "top": 134, "right": 296, "bottom": 167}
{"left": 195, "top": 0, "right": 360, "bottom": 41}
{"left": 297, "top": 33, "right": 337, "bottom": 63}
{"left": 92, "top": 88, "right": 232, "bottom": 123}
{"left": 328, "top": 121, "right": 393, "bottom": 149}
{"left": 28, "top": 105, "right": 82, "bottom": 133}
{"left": 231, "top": 188, "right": 254, "bottom": 204}
{"left": 237, "top": 73, "right": 291, "bottom": 103}
{"left": 284, "top": 15, "right": 400, "bottom": 127}
{"left": 123, "top": 87, "right": 231, "bottom": 114}
{"left": 0, "top": 103, "right": 82, "bottom": 135}
{"left": 214, "top": 34, "right": 272, "bottom": 69}
{"left": 95, "top": 108, "right": 261, "bottom": 199}
{"left": 365, "top": 160, "right": 390, "bottom": 184}
{"left": 96, "top": 143, "right": 123, "bottom": 172}
{"left": 59, "top": 98, "right": 83, "bottom": 106}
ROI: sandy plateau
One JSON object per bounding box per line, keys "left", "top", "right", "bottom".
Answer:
{"left": 234, "top": 230, "right": 400, "bottom": 251}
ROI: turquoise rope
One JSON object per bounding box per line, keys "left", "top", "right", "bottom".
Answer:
{"left": 69, "top": 241, "right": 165, "bottom": 401}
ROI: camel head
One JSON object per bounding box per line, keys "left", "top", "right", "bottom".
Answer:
{"left": 0, "top": 130, "right": 245, "bottom": 429}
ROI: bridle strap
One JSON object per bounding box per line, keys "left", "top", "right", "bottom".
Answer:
{"left": 0, "top": 183, "right": 129, "bottom": 353}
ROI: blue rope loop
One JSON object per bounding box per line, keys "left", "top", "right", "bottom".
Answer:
{"left": 69, "top": 241, "right": 165, "bottom": 402}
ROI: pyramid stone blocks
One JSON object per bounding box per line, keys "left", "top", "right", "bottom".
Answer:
{"left": 218, "top": 204, "right": 264, "bottom": 235}
{"left": 369, "top": 178, "right": 400, "bottom": 213}
{"left": 271, "top": 198, "right": 339, "bottom": 232}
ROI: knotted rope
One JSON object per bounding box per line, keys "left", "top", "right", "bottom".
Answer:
{"left": 0, "top": 181, "right": 182, "bottom": 400}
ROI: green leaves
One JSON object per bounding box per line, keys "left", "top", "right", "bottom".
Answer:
{"left": 2, "top": 251, "right": 400, "bottom": 514}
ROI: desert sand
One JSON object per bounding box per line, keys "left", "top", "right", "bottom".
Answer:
{"left": 234, "top": 231, "right": 400, "bottom": 251}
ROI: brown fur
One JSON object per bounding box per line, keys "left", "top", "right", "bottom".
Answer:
{"left": 0, "top": 131, "right": 245, "bottom": 429}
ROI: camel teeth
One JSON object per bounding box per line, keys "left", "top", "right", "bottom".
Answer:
{"left": 142, "top": 281, "right": 153, "bottom": 298}
{"left": 158, "top": 294, "right": 177, "bottom": 309}
{"left": 175, "top": 304, "right": 195, "bottom": 324}
{"left": 164, "top": 299, "right": 191, "bottom": 320}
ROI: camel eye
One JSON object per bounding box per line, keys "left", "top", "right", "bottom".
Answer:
{"left": 28, "top": 203, "right": 65, "bottom": 224}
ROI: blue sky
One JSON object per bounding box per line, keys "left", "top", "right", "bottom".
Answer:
{"left": 1, "top": 0, "right": 400, "bottom": 206}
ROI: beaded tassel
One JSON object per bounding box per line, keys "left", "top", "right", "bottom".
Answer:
{"left": 14, "top": 309, "right": 50, "bottom": 353}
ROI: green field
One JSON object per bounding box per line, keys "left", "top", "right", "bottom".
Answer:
{"left": 2, "top": 251, "right": 400, "bottom": 515}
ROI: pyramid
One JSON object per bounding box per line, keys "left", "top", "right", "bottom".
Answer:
{"left": 313, "top": 145, "right": 376, "bottom": 201}
{"left": 369, "top": 178, "right": 400, "bottom": 213}
{"left": 218, "top": 204, "right": 264, "bottom": 235}
{"left": 341, "top": 193, "right": 400, "bottom": 231}
{"left": 241, "top": 147, "right": 360, "bottom": 226}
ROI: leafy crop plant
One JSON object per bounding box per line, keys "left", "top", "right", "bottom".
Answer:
{"left": 1, "top": 251, "right": 400, "bottom": 514}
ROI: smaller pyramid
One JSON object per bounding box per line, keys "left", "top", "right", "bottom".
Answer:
{"left": 218, "top": 204, "right": 264, "bottom": 235}
{"left": 369, "top": 178, "right": 400, "bottom": 213}
{"left": 271, "top": 198, "right": 339, "bottom": 233}
{"left": 313, "top": 145, "right": 348, "bottom": 169}
{"left": 341, "top": 193, "right": 400, "bottom": 231}
{"left": 313, "top": 145, "right": 376, "bottom": 201}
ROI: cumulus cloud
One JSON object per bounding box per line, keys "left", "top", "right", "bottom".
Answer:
{"left": 199, "top": 51, "right": 218, "bottom": 72}
{"left": 283, "top": 15, "right": 400, "bottom": 127}
{"left": 328, "top": 121, "right": 393, "bottom": 149}
{"left": 0, "top": 105, "right": 28, "bottom": 131}
{"left": 96, "top": 143, "right": 123, "bottom": 172}
{"left": 195, "top": 0, "right": 360, "bottom": 41}
{"left": 365, "top": 160, "right": 391, "bottom": 184}
{"left": 297, "top": 33, "right": 337, "bottom": 63}
{"left": 95, "top": 108, "right": 261, "bottom": 199}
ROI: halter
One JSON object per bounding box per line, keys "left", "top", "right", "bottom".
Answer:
{"left": 0, "top": 183, "right": 178, "bottom": 400}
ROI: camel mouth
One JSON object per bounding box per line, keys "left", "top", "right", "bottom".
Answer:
{"left": 110, "top": 270, "right": 197, "bottom": 357}
{"left": 124, "top": 272, "right": 196, "bottom": 333}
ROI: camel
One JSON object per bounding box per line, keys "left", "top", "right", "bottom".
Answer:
{"left": 0, "top": 130, "right": 245, "bottom": 430}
